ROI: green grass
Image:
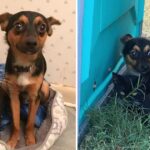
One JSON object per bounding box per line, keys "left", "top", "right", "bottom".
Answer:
{"left": 79, "top": 98, "right": 150, "bottom": 150}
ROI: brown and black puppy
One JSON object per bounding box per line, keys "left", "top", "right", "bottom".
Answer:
{"left": 121, "top": 34, "right": 150, "bottom": 76}
{"left": 0, "top": 11, "right": 60, "bottom": 148}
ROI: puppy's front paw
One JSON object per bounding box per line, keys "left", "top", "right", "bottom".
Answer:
{"left": 25, "top": 132, "right": 36, "bottom": 146}
{"left": 7, "top": 137, "right": 19, "bottom": 149}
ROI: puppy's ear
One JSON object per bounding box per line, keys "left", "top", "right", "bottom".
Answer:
{"left": 120, "top": 34, "right": 133, "bottom": 44}
{"left": 47, "top": 17, "right": 61, "bottom": 36}
{"left": 0, "top": 12, "right": 12, "bottom": 31}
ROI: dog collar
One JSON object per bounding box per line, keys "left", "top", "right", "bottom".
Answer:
{"left": 13, "top": 65, "right": 32, "bottom": 73}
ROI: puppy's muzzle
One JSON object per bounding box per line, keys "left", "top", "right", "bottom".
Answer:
{"left": 25, "top": 37, "right": 38, "bottom": 53}
{"left": 17, "top": 37, "right": 40, "bottom": 54}
{"left": 26, "top": 38, "right": 37, "bottom": 48}
{"left": 138, "top": 64, "right": 150, "bottom": 75}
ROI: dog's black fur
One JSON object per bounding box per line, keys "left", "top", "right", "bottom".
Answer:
{"left": 112, "top": 34, "right": 150, "bottom": 115}
{"left": 5, "top": 50, "right": 46, "bottom": 76}
{"left": 121, "top": 34, "right": 150, "bottom": 76}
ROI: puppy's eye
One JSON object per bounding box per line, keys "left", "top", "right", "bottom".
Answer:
{"left": 129, "top": 50, "right": 139, "bottom": 59}
{"left": 14, "top": 23, "right": 24, "bottom": 32}
{"left": 38, "top": 23, "right": 47, "bottom": 34}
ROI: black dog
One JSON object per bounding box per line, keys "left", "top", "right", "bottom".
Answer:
{"left": 112, "top": 73, "right": 150, "bottom": 114}
{"left": 112, "top": 34, "right": 150, "bottom": 114}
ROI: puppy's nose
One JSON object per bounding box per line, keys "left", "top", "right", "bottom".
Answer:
{"left": 142, "top": 65, "right": 149, "bottom": 70}
{"left": 26, "top": 39, "right": 37, "bottom": 47}
{"left": 143, "top": 65, "right": 149, "bottom": 70}
{"left": 140, "top": 64, "right": 149, "bottom": 73}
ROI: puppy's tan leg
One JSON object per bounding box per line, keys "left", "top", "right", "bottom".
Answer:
{"left": 40, "top": 81, "right": 56, "bottom": 105}
{"left": 25, "top": 99, "right": 40, "bottom": 145}
{"left": 25, "top": 86, "right": 40, "bottom": 145}
{"left": 40, "top": 80, "right": 50, "bottom": 103}
{"left": 7, "top": 92, "right": 20, "bottom": 148}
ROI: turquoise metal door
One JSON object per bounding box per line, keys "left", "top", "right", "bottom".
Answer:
{"left": 79, "top": 0, "right": 144, "bottom": 125}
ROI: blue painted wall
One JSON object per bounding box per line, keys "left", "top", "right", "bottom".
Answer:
{"left": 78, "top": 0, "right": 145, "bottom": 125}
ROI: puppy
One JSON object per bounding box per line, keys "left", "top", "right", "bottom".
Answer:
{"left": 112, "top": 73, "right": 138, "bottom": 98}
{"left": 121, "top": 34, "right": 150, "bottom": 76}
{"left": 0, "top": 11, "right": 60, "bottom": 148}
{"left": 112, "top": 73, "right": 150, "bottom": 114}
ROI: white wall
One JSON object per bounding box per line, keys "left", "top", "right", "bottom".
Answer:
{"left": 142, "top": 0, "right": 150, "bottom": 38}
{"left": 0, "top": 0, "right": 76, "bottom": 87}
